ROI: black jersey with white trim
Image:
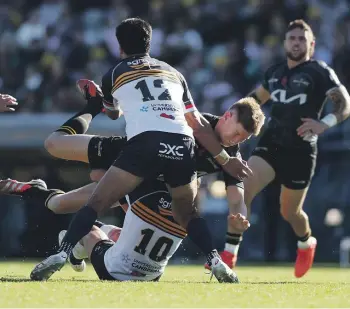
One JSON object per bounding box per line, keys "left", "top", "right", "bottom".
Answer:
{"left": 262, "top": 59, "right": 342, "bottom": 148}
{"left": 101, "top": 54, "right": 196, "bottom": 139}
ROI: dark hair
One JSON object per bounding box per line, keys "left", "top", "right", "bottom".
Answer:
{"left": 229, "top": 97, "right": 265, "bottom": 136}
{"left": 116, "top": 18, "right": 152, "bottom": 55}
{"left": 286, "top": 19, "right": 315, "bottom": 40}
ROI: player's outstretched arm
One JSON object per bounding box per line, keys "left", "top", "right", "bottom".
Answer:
{"left": 0, "top": 94, "right": 18, "bottom": 112}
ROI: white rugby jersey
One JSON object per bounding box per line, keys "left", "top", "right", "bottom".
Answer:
{"left": 104, "top": 189, "right": 186, "bottom": 281}
{"left": 101, "top": 54, "right": 197, "bottom": 140}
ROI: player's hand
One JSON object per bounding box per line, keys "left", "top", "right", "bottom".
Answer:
{"left": 228, "top": 213, "right": 250, "bottom": 233}
{"left": 297, "top": 118, "right": 329, "bottom": 137}
{"left": 76, "top": 79, "right": 103, "bottom": 100}
{"left": 222, "top": 157, "right": 253, "bottom": 180}
{"left": 0, "top": 94, "right": 18, "bottom": 112}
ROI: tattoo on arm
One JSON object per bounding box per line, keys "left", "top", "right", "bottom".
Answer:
{"left": 327, "top": 85, "right": 350, "bottom": 122}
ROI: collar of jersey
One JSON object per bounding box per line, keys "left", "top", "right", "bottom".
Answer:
{"left": 122, "top": 53, "right": 150, "bottom": 61}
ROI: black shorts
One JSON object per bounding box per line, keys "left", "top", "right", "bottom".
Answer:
{"left": 113, "top": 131, "right": 196, "bottom": 188}
{"left": 252, "top": 134, "right": 317, "bottom": 190}
{"left": 90, "top": 239, "right": 115, "bottom": 280}
{"left": 88, "top": 136, "right": 127, "bottom": 170}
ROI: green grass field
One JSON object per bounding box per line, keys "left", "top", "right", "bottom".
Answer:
{"left": 0, "top": 262, "right": 350, "bottom": 307}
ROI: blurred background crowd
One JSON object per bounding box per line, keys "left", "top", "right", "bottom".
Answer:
{"left": 1, "top": 0, "right": 350, "bottom": 265}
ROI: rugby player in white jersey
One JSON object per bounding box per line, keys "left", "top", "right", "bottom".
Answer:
{"left": 29, "top": 18, "right": 253, "bottom": 283}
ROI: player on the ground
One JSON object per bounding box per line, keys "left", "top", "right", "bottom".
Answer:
{"left": 59, "top": 180, "right": 191, "bottom": 282}
{"left": 213, "top": 19, "right": 350, "bottom": 277}
{"left": 29, "top": 18, "right": 253, "bottom": 283}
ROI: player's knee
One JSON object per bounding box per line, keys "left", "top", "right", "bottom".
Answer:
{"left": 44, "top": 132, "right": 65, "bottom": 156}
{"left": 44, "top": 134, "right": 57, "bottom": 155}
{"left": 90, "top": 170, "right": 106, "bottom": 182}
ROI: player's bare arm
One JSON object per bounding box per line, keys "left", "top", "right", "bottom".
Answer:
{"left": 297, "top": 85, "right": 350, "bottom": 137}
{"left": 326, "top": 85, "right": 350, "bottom": 123}
{"left": 247, "top": 85, "right": 271, "bottom": 106}
{"left": 185, "top": 111, "right": 252, "bottom": 180}
{"left": 226, "top": 186, "right": 250, "bottom": 233}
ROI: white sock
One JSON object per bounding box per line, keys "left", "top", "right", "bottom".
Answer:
{"left": 297, "top": 236, "right": 316, "bottom": 249}
{"left": 225, "top": 243, "right": 239, "bottom": 255}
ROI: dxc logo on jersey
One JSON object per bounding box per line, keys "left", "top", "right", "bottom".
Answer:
{"left": 270, "top": 89, "right": 307, "bottom": 105}
{"left": 158, "top": 143, "right": 184, "bottom": 160}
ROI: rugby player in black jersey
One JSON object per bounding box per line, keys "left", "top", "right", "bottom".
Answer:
{"left": 219, "top": 19, "right": 350, "bottom": 278}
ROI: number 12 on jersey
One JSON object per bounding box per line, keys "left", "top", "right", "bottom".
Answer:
{"left": 134, "top": 228, "right": 174, "bottom": 262}
{"left": 135, "top": 79, "right": 172, "bottom": 102}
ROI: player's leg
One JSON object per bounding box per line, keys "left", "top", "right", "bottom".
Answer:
{"left": 1, "top": 134, "right": 125, "bottom": 213}
{"left": 45, "top": 82, "right": 103, "bottom": 159}
{"left": 45, "top": 132, "right": 94, "bottom": 163}
{"left": 279, "top": 150, "right": 317, "bottom": 278}
{"left": 47, "top": 134, "right": 154, "bottom": 279}
{"left": 212, "top": 186, "right": 248, "bottom": 269}
{"left": 60, "top": 225, "right": 118, "bottom": 280}
{"left": 164, "top": 136, "right": 238, "bottom": 283}
{"left": 244, "top": 155, "right": 276, "bottom": 218}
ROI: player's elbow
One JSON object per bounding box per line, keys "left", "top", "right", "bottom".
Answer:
{"left": 185, "top": 112, "right": 206, "bottom": 136}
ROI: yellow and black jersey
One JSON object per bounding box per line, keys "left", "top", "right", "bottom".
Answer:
{"left": 101, "top": 54, "right": 196, "bottom": 139}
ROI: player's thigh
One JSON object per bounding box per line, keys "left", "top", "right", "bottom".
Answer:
{"left": 82, "top": 226, "right": 110, "bottom": 258}
{"left": 45, "top": 132, "right": 94, "bottom": 162}
{"left": 167, "top": 179, "right": 198, "bottom": 227}
{"left": 244, "top": 155, "right": 276, "bottom": 206}
{"left": 280, "top": 185, "right": 309, "bottom": 219}
{"left": 87, "top": 165, "right": 143, "bottom": 213}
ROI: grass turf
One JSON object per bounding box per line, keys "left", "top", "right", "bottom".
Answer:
{"left": 0, "top": 262, "right": 349, "bottom": 307}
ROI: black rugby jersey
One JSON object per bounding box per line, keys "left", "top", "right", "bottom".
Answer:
{"left": 262, "top": 59, "right": 342, "bottom": 147}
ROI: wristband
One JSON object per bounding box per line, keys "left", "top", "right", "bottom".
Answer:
{"left": 321, "top": 113, "right": 337, "bottom": 128}
{"left": 214, "top": 149, "right": 230, "bottom": 166}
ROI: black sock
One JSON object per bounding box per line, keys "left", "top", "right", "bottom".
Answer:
{"left": 186, "top": 217, "right": 215, "bottom": 256}
{"left": 69, "top": 252, "right": 83, "bottom": 265}
{"left": 226, "top": 232, "right": 242, "bottom": 246}
{"left": 297, "top": 230, "right": 311, "bottom": 242}
{"left": 56, "top": 97, "right": 102, "bottom": 135}
{"left": 59, "top": 206, "right": 97, "bottom": 255}
{"left": 19, "top": 186, "right": 64, "bottom": 206}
